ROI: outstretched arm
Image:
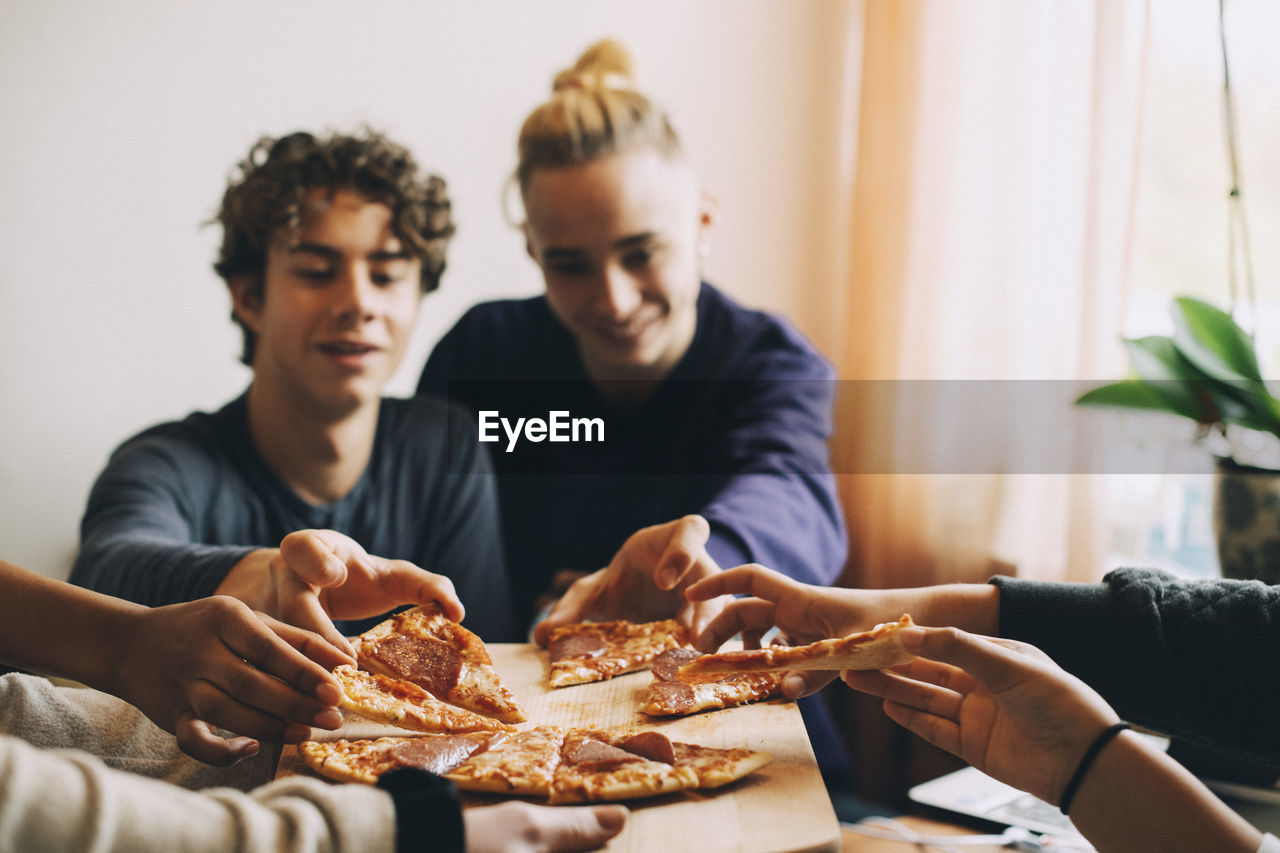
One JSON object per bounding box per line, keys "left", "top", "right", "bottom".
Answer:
{"left": 684, "top": 563, "right": 999, "bottom": 696}
{"left": 845, "top": 626, "right": 1262, "bottom": 853}
{"left": 0, "top": 733, "right": 627, "bottom": 853}
{"left": 0, "top": 559, "right": 349, "bottom": 766}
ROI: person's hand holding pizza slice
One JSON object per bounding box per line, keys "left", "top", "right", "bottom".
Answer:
{"left": 109, "top": 596, "right": 353, "bottom": 766}
{"left": 685, "top": 563, "right": 940, "bottom": 697}
{"left": 683, "top": 563, "right": 870, "bottom": 697}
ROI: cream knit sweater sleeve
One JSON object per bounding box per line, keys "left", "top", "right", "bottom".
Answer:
{"left": 0, "top": 733, "right": 397, "bottom": 853}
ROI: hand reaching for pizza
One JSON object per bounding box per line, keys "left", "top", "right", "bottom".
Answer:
{"left": 218, "top": 529, "right": 465, "bottom": 656}
{"left": 107, "top": 595, "right": 353, "bottom": 766}
{"left": 534, "top": 515, "right": 725, "bottom": 647}
{"left": 463, "top": 801, "right": 627, "bottom": 853}
{"left": 685, "top": 562, "right": 1002, "bottom": 698}
{"left": 843, "top": 626, "right": 1119, "bottom": 806}
{"left": 684, "top": 563, "right": 878, "bottom": 697}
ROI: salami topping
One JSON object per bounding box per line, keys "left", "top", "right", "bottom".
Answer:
{"left": 563, "top": 737, "right": 638, "bottom": 771}
{"left": 651, "top": 647, "right": 702, "bottom": 681}
{"left": 549, "top": 632, "right": 607, "bottom": 661}
{"left": 389, "top": 734, "right": 490, "bottom": 774}
{"left": 371, "top": 633, "right": 462, "bottom": 696}
{"left": 645, "top": 681, "right": 696, "bottom": 714}
{"left": 615, "top": 730, "right": 676, "bottom": 764}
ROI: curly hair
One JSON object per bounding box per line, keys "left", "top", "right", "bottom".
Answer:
{"left": 516, "top": 38, "right": 683, "bottom": 193}
{"left": 212, "top": 128, "right": 455, "bottom": 365}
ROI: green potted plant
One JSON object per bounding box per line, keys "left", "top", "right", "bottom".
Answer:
{"left": 1076, "top": 296, "right": 1280, "bottom": 581}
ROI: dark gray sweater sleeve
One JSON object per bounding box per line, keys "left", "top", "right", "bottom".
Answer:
{"left": 993, "top": 568, "right": 1280, "bottom": 764}
{"left": 69, "top": 435, "right": 253, "bottom": 605}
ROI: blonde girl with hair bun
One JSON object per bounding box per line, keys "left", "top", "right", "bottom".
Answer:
{"left": 417, "top": 46, "right": 849, "bottom": 805}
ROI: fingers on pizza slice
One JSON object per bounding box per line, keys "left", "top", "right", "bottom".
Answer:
{"left": 334, "top": 665, "right": 515, "bottom": 734}
{"left": 640, "top": 647, "right": 784, "bottom": 716}
{"left": 300, "top": 732, "right": 504, "bottom": 785}
{"left": 676, "top": 615, "right": 917, "bottom": 683}
{"left": 546, "top": 619, "right": 688, "bottom": 688}
{"left": 354, "top": 604, "right": 526, "bottom": 723}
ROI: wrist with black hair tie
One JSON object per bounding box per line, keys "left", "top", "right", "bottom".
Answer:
{"left": 1059, "top": 721, "right": 1131, "bottom": 815}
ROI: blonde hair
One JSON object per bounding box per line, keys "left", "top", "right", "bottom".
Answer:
{"left": 516, "top": 39, "right": 682, "bottom": 191}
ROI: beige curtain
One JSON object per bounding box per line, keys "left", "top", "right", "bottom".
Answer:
{"left": 831, "top": 0, "right": 1150, "bottom": 592}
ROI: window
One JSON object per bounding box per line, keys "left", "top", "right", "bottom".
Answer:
{"left": 1104, "top": 0, "right": 1280, "bottom": 579}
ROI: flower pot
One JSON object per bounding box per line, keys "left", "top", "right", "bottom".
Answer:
{"left": 1213, "top": 457, "right": 1280, "bottom": 583}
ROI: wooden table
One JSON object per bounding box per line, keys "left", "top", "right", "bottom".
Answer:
{"left": 280, "top": 644, "right": 841, "bottom": 853}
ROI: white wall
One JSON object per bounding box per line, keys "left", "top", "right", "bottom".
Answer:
{"left": 0, "top": 0, "right": 857, "bottom": 578}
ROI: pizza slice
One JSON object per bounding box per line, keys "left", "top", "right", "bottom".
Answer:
{"left": 640, "top": 647, "right": 784, "bottom": 716}
{"left": 333, "top": 665, "right": 515, "bottom": 734}
{"left": 299, "top": 732, "right": 504, "bottom": 785}
{"left": 676, "top": 615, "right": 917, "bottom": 683}
{"left": 354, "top": 604, "right": 525, "bottom": 723}
{"left": 546, "top": 618, "right": 688, "bottom": 688}
{"left": 670, "top": 740, "right": 775, "bottom": 790}
{"left": 446, "top": 725, "right": 567, "bottom": 797}
{"left": 301, "top": 725, "right": 773, "bottom": 803}
{"left": 549, "top": 728, "right": 697, "bottom": 804}
{"left": 578, "top": 729, "right": 771, "bottom": 797}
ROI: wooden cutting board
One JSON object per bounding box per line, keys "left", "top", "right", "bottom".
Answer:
{"left": 278, "top": 643, "right": 841, "bottom": 853}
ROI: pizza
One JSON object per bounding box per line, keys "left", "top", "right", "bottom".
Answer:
{"left": 353, "top": 604, "right": 525, "bottom": 722}
{"left": 640, "top": 647, "right": 784, "bottom": 716}
{"left": 299, "top": 731, "right": 504, "bottom": 785}
{"left": 676, "top": 615, "right": 917, "bottom": 683}
{"left": 545, "top": 618, "right": 688, "bottom": 688}
{"left": 299, "top": 726, "right": 771, "bottom": 804}
{"left": 550, "top": 728, "right": 695, "bottom": 803}
{"left": 333, "top": 665, "right": 515, "bottom": 734}
{"left": 443, "top": 725, "right": 567, "bottom": 797}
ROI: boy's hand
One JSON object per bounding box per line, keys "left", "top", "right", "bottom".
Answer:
{"left": 109, "top": 595, "right": 352, "bottom": 765}
{"left": 534, "top": 515, "right": 723, "bottom": 646}
{"left": 220, "top": 529, "right": 465, "bottom": 656}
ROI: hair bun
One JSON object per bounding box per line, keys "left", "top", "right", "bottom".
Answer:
{"left": 552, "top": 38, "right": 635, "bottom": 93}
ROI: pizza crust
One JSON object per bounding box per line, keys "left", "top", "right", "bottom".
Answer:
{"left": 676, "top": 615, "right": 916, "bottom": 682}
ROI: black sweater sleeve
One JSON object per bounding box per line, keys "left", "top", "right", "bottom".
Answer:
{"left": 376, "top": 769, "right": 464, "bottom": 853}
{"left": 994, "top": 568, "right": 1280, "bottom": 765}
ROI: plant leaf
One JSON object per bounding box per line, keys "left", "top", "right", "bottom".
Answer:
{"left": 1121, "top": 337, "right": 1215, "bottom": 417}
{"left": 1074, "top": 380, "right": 1203, "bottom": 420}
{"left": 1171, "top": 296, "right": 1263, "bottom": 384}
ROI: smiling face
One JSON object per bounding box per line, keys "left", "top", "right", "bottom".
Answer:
{"left": 231, "top": 188, "right": 422, "bottom": 420}
{"left": 522, "top": 148, "right": 710, "bottom": 386}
